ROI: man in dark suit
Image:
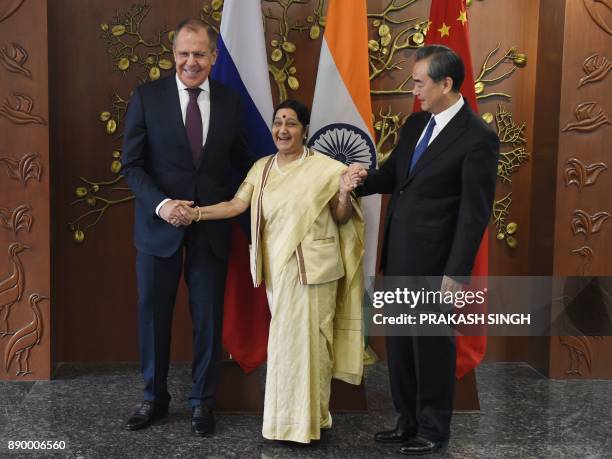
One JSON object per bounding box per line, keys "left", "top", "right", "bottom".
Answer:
{"left": 349, "top": 45, "right": 499, "bottom": 455}
{"left": 121, "top": 19, "right": 254, "bottom": 435}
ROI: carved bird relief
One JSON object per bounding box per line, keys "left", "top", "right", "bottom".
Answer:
{"left": 0, "top": 152, "right": 43, "bottom": 186}
{"left": 0, "top": 93, "right": 47, "bottom": 125}
{"left": 570, "top": 245, "right": 594, "bottom": 274}
{"left": 0, "top": 242, "right": 29, "bottom": 337}
{"left": 559, "top": 335, "right": 595, "bottom": 375}
{"left": 0, "top": 42, "right": 31, "bottom": 79}
{"left": 565, "top": 158, "right": 608, "bottom": 191}
{"left": 571, "top": 245, "right": 594, "bottom": 261}
{"left": 556, "top": 295, "right": 604, "bottom": 376}
{"left": 583, "top": 0, "right": 612, "bottom": 35}
{"left": 571, "top": 209, "right": 611, "bottom": 236}
{"left": 562, "top": 102, "right": 610, "bottom": 133}
{"left": 0, "top": 0, "right": 25, "bottom": 23}
{"left": 579, "top": 54, "right": 611, "bottom": 87}
{"left": 4, "top": 294, "right": 45, "bottom": 376}
{"left": 0, "top": 204, "right": 33, "bottom": 235}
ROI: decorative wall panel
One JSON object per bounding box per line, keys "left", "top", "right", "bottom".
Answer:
{"left": 0, "top": 0, "right": 50, "bottom": 381}
{"left": 550, "top": 0, "right": 612, "bottom": 379}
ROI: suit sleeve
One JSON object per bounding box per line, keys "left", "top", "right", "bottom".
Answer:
{"left": 121, "top": 87, "right": 168, "bottom": 216}
{"left": 229, "top": 95, "right": 257, "bottom": 178}
{"left": 359, "top": 118, "right": 416, "bottom": 196}
{"left": 444, "top": 130, "right": 500, "bottom": 277}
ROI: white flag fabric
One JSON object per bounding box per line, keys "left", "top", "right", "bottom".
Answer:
{"left": 211, "top": 0, "right": 275, "bottom": 372}
{"left": 308, "top": 0, "right": 381, "bottom": 279}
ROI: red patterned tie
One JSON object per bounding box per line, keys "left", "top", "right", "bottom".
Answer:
{"left": 185, "top": 87, "right": 203, "bottom": 164}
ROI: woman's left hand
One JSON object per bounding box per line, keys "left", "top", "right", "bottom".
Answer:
{"left": 340, "top": 169, "right": 356, "bottom": 194}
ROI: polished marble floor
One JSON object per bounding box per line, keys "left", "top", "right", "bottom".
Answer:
{"left": 0, "top": 362, "right": 611, "bottom": 458}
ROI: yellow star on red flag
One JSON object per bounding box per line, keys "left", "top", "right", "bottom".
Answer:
{"left": 457, "top": 9, "right": 468, "bottom": 26}
{"left": 416, "top": 0, "right": 486, "bottom": 383}
{"left": 437, "top": 22, "right": 450, "bottom": 37}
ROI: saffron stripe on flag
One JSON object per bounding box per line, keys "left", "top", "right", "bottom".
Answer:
{"left": 309, "top": 0, "right": 381, "bottom": 283}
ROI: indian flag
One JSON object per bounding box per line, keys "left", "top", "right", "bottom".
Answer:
{"left": 308, "top": 0, "right": 381, "bottom": 284}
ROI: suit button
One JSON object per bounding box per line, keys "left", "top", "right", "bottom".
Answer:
{"left": 399, "top": 190, "right": 404, "bottom": 195}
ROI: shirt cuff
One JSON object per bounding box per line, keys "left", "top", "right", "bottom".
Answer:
{"left": 155, "top": 198, "right": 171, "bottom": 217}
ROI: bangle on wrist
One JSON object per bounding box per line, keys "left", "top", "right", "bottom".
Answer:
{"left": 195, "top": 207, "right": 202, "bottom": 222}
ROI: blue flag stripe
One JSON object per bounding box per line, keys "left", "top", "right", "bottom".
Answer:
{"left": 212, "top": 36, "right": 275, "bottom": 159}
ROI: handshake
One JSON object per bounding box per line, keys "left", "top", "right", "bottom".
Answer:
{"left": 159, "top": 200, "right": 195, "bottom": 227}
{"left": 339, "top": 163, "right": 368, "bottom": 193}
{"left": 159, "top": 162, "right": 370, "bottom": 228}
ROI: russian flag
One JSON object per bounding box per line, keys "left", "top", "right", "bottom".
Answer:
{"left": 211, "top": 0, "right": 274, "bottom": 372}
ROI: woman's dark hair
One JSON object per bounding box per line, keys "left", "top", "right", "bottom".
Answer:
{"left": 273, "top": 99, "right": 311, "bottom": 127}
{"left": 415, "top": 45, "right": 464, "bottom": 92}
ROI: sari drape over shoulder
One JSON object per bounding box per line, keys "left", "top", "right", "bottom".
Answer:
{"left": 236, "top": 150, "right": 365, "bottom": 442}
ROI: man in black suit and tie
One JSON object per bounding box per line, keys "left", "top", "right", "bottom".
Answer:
{"left": 348, "top": 45, "right": 499, "bottom": 455}
{"left": 121, "top": 19, "right": 254, "bottom": 435}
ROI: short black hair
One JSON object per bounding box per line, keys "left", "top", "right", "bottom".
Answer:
{"left": 415, "top": 45, "right": 464, "bottom": 92}
{"left": 273, "top": 99, "right": 311, "bottom": 127}
{"left": 173, "top": 19, "right": 218, "bottom": 51}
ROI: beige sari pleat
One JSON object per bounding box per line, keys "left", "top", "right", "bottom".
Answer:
{"left": 249, "top": 152, "right": 364, "bottom": 443}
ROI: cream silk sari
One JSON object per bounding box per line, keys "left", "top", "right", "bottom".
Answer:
{"left": 236, "top": 150, "right": 365, "bottom": 443}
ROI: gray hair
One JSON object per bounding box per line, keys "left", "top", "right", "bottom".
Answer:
{"left": 173, "top": 19, "right": 218, "bottom": 51}
{"left": 415, "top": 45, "right": 465, "bottom": 92}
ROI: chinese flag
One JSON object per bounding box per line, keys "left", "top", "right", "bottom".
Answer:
{"left": 413, "top": 0, "right": 487, "bottom": 379}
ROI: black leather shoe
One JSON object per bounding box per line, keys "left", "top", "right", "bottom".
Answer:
{"left": 125, "top": 400, "right": 168, "bottom": 431}
{"left": 399, "top": 436, "right": 447, "bottom": 455}
{"left": 191, "top": 405, "right": 214, "bottom": 436}
{"left": 374, "top": 423, "right": 415, "bottom": 444}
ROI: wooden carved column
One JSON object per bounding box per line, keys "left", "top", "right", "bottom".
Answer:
{"left": 549, "top": 0, "right": 612, "bottom": 378}
{"left": 0, "top": 0, "right": 51, "bottom": 380}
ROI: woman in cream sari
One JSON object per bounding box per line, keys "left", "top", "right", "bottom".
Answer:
{"left": 190, "top": 100, "right": 365, "bottom": 443}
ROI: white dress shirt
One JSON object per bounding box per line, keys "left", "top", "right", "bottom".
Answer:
{"left": 416, "top": 95, "right": 464, "bottom": 147}
{"left": 175, "top": 73, "right": 211, "bottom": 146}
{"left": 155, "top": 75, "right": 212, "bottom": 216}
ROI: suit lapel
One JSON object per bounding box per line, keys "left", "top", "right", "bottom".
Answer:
{"left": 163, "top": 76, "right": 193, "bottom": 165}
{"left": 402, "top": 103, "right": 471, "bottom": 187}
{"left": 402, "top": 115, "right": 430, "bottom": 174}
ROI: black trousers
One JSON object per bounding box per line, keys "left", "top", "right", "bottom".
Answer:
{"left": 135, "top": 226, "right": 227, "bottom": 407}
{"left": 386, "top": 333, "right": 456, "bottom": 441}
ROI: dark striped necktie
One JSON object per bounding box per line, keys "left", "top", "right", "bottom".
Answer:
{"left": 185, "top": 87, "right": 203, "bottom": 164}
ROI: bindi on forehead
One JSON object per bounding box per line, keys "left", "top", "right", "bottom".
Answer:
{"left": 274, "top": 115, "right": 298, "bottom": 122}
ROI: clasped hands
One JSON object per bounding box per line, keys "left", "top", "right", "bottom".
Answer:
{"left": 340, "top": 163, "right": 368, "bottom": 193}
{"left": 338, "top": 165, "right": 463, "bottom": 296}
{"left": 159, "top": 199, "right": 194, "bottom": 227}
{"left": 161, "top": 163, "right": 369, "bottom": 226}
